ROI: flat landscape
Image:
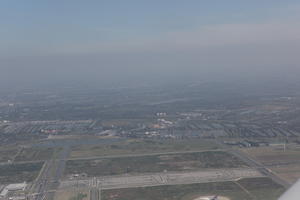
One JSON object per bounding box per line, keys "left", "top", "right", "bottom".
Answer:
{"left": 14, "top": 147, "right": 55, "bottom": 161}
{"left": 2, "top": 2, "right": 300, "bottom": 199}
{"left": 242, "top": 143, "right": 300, "bottom": 184}
{"left": 0, "top": 145, "right": 19, "bottom": 162}
{"left": 54, "top": 189, "right": 89, "bottom": 200}
{"left": 1, "top": 82, "right": 299, "bottom": 200}
{"left": 60, "top": 168, "right": 261, "bottom": 190}
{"left": 0, "top": 162, "right": 44, "bottom": 184}
{"left": 65, "top": 151, "right": 246, "bottom": 177}
{"left": 101, "top": 177, "right": 285, "bottom": 200}
{"left": 70, "top": 139, "right": 219, "bottom": 159}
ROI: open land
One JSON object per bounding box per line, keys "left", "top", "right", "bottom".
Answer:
{"left": 14, "top": 147, "right": 56, "bottom": 162}
{"left": 54, "top": 189, "right": 89, "bottom": 200}
{"left": 2, "top": 84, "right": 300, "bottom": 200}
{"left": 101, "top": 177, "right": 284, "bottom": 200}
{"left": 70, "top": 139, "right": 219, "bottom": 159}
{"left": 65, "top": 151, "right": 246, "bottom": 177}
{"left": 242, "top": 144, "right": 300, "bottom": 184}
{"left": 0, "top": 145, "right": 19, "bottom": 162}
{"left": 0, "top": 162, "right": 43, "bottom": 184}
{"left": 60, "top": 168, "right": 261, "bottom": 190}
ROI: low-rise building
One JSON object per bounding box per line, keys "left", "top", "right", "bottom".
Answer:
{"left": 0, "top": 182, "right": 27, "bottom": 199}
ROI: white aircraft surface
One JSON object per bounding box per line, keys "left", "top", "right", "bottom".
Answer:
{"left": 279, "top": 179, "right": 300, "bottom": 200}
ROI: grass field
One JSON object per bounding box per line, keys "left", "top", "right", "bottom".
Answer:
{"left": 101, "top": 177, "right": 285, "bottom": 200}
{"left": 242, "top": 144, "right": 300, "bottom": 184}
{"left": 0, "top": 162, "right": 43, "bottom": 184}
{"left": 14, "top": 147, "right": 55, "bottom": 161}
{"left": 65, "top": 151, "right": 246, "bottom": 176}
{"left": 70, "top": 139, "right": 219, "bottom": 158}
{"left": 0, "top": 145, "right": 19, "bottom": 162}
{"left": 54, "top": 189, "right": 89, "bottom": 200}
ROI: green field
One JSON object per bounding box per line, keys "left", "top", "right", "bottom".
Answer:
{"left": 69, "top": 193, "right": 88, "bottom": 200}
{"left": 0, "top": 145, "right": 19, "bottom": 162}
{"left": 0, "top": 162, "right": 44, "bottom": 184}
{"left": 102, "top": 177, "right": 285, "bottom": 200}
{"left": 70, "top": 139, "right": 219, "bottom": 158}
{"left": 14, "top": 147, "right": 55, "bottom": 161}
{"left": 65, "top": 151, "right": 246, "bottom": 176}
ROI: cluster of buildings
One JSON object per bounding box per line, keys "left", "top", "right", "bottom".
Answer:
{"left": 0, "top": 182, "right": 27, "bottom": 200}
{"left": 0, "top": 120, "right": 94, "bottom": 135}
{"left": 0, "top": 120, "right": 97, "bottom": 143}
{"left": 152, "top": 118, "right": 173, "bottom": 129}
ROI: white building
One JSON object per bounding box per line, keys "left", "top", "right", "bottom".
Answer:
{"left": 0, "top": 182, "right": 27, "bottom": 199}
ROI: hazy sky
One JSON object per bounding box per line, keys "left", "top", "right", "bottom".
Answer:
{"left": 1, "top": 1, "right": 300, "bottom": 88}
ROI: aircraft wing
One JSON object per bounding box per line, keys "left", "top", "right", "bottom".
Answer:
{"left": 278, "top": 179, "right": 300, "bottom": 200}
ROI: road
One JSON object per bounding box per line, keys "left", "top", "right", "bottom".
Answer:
{"left": 90, "top": 188, "right": 101, "bottom": 200}
{"left": 228, "top": 148, "right": 291, "bottom": 188}
{"left": 215, "top": 140, "right": 291, "bottom": 189}
{"left": 90, "top": 177, "right": 101, "bottom": 200}
{"left": 29, "top": 139, "right": 291, "bottom": 200}
{"left": 60, "top": 168, "right": 262, "bottom": 190}
{"left": 30, "top": 146, "right": 70, "bottom": 200}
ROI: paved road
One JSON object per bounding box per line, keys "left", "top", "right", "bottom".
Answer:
{"left": 228, "top": 148, "right": 291, "bottom": 188}
{"left": 30, "top": 147, "right": 70, "bottom": 200}
{"left": 29, "top": 139, "right": 291, "bottom": 200}
{"left": 90, "top": 188, "right": 100, "bottom": 200}
{"left": 215, "top": 140, "right": 291, "bottom": 189}
{"left": 90, "top": 177, "right": 101, "bottom": 200}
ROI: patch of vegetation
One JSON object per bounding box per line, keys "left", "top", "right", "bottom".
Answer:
{"left": 102, "top": 177, "right": 284, "bottom": 200}
{"left": 238, "top": 177, "right": 285, "bottom": 200}
{"left": 15, "top": 147, "right": 55, "bottom": 161}
{"left": 70, "top": 139, "right": 219, "bottom": 158}
{"left": 0, "top": 162, "right": 44, "bottom": 184}
{"left": 69, "top": 193, "right": 87, "bottom": 200}
{"left": 66, "top": 151, "right": 246, "bottom": 176}
{"left": 0, "top": 145, "right": 18, "bottom": 162}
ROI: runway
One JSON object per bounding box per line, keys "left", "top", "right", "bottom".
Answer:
{"left": 59, "top": 168, "right": 262, "bottom": 190}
